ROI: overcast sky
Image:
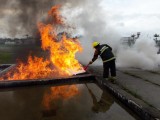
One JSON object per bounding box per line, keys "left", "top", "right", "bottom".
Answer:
{"left": 101, "top": 0, "right": 160, "bottom": 36}
{"left": 0, "top": 0, "right": 160, "bottom": 37}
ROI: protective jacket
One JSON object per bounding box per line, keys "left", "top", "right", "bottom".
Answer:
{"left": 92, "top": 44, "right": 115, "bottom": 63}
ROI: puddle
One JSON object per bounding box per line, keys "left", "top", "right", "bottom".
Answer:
{"left": 0, "top": 83, "right": 139, "bottom": 120}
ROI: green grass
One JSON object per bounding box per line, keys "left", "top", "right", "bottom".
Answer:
{"left": 0, "top": 45, "right": 44, "bottom": 64}
{"left": 0, "top": 53, "right": 15, "bottom": 64}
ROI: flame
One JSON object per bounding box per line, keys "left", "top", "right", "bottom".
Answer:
{"left": 48, "top": 5, "right": 64, "bottom": 25}
{"left": 0, "top": 5, "right": 84, "bottom": 80}
{"left": 38, "top": 23, "right": 83, "bottom": 76}
{"left": 0, "top": 5, "right": 84, "bottom": 109}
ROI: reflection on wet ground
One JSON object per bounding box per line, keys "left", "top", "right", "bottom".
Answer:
{"left": 0, "top": 83, "right": 139, "bottom": 120}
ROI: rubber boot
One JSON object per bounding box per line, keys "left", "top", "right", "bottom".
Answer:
{"left": 110, "top": 77, "right": 116, "bottom": 84}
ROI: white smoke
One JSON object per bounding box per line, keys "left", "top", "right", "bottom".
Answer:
{"left": 117, "top": 37, "right": 160, "bottom": 70}
{"left": 59, "top": 0, "right": 160, "bottom": 70}
{"left": 59, "top": 0, "right": 121, "bottom": 65}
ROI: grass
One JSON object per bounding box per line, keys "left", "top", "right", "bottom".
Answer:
{"left": 0, "top": 53, "right": 15, "bottom": 64}
{"left": 0, "top": 45, "right": 43, "bottom": 64}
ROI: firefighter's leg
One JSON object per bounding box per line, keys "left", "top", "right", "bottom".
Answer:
{"left": 109, "top": 60, "right": 116, "bottom": 83}
{"left": 103, "top": 62, "right": 109, "bottom": 81}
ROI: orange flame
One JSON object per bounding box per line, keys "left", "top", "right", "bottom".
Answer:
{"left": 0, "top": 5, "right": 84, "bottom": 109}
{"left": 48, "top": 5, "right": 64, "bottom": 25}
{"left": 0, "top": 5, "right": 84, "bottom": 80}
{"left": 38, "top": 23, "right": 83, "bottom": 76}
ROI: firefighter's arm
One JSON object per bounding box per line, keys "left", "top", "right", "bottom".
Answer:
{"left": 89, "top": 50, "right": 98, "bottom": 64}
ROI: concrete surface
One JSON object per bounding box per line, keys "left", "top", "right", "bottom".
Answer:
{"left": 89, "top": 65, "right": 160, "bottom": 119}
{"left": 117, "top": 67, "right": 160, "bottom": 110}
{"left": 118, "top": 68, "right": 160, "bottom": 86}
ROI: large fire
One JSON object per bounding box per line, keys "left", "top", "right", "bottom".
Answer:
{"left": 0, "top": 5, "right": 84, "bottom": 109}
{"left": 0, "top": 5, "right": 84, "bottom": 80}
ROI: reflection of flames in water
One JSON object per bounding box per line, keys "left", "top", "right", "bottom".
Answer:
{"left": 43, "top": 85, "right": 79, "bottom": 110}
{"left": 0, "top": 5, "right": 84, "bottom": 109}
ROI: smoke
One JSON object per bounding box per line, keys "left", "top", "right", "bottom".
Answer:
{"left": 117, "top": 38, "right": 160, "bottom": 70}
{"left": 1, "top": 0, "right": 160, "bottom": 69}
{"left": 1, "top": 0, "right": 121, "bottom": 64}
{"left": 55, "top": 0, "right": 121, "bottom": 65}
{"left": 1, "top": 0, "right": 119, "bottom": 41}
{"left": 1, "top": 0, "right": 92, "bottom": 37}
{"left": 54, "top": 0, "right": 160, "bottom": 70}
{"left": 0, "top": 0, "right": 55, "bottom": 37}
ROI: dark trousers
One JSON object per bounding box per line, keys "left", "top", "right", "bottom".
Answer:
{"left": 103, "top": 59, "right": 116, "bottom": 78}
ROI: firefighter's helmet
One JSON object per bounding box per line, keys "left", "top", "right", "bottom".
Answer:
{"left": 92, "top": 42, "right": 100, "bottom": 48}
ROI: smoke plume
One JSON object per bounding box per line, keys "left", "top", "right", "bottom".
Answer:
{"left": 0, "top": 0, "right": 55, "bottom": 37}
{"left": 117, "top": 37, "right": 160, "bottom": 70}
{"left": 1, "top": 0, "right": 120, "bottom": 62}
{"left": 1, "top": 0, "right": 160, "bottom": 69}
{"left": 56, "top": 0, "right": 121, "bottom": 64}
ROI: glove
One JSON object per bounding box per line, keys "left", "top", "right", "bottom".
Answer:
{"left": 89, "top": 61, "right": 93, "bottom": 64}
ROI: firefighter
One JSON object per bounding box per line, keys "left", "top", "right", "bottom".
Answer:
{"left": 85, "top": 84, "right": 114, "bottom": 113}
{"left": 89, "top": 42, "right": 116, "bottom": 83}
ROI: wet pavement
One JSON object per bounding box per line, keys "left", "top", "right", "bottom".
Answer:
{"left": 117, "top": 67, "right": 160, "bottom": 111}
{"left": 118, "top": 67, "right": 160, "bottom": 86}
{"left": 0, "top": 83, "right": 138, "bottom": 120}
{"left": 89, "top": 65, "right": 160, "bottom": 115}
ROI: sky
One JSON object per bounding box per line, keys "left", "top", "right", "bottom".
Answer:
{"left": 0, "top": 0, "right": 160, "bottom": 37}
{"left": 101, "top": 0, "right": 160, "bottom": 36}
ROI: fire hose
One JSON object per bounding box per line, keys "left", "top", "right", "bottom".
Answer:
{"left": 84, "top": 63, "right": 90, "bottom": 71}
